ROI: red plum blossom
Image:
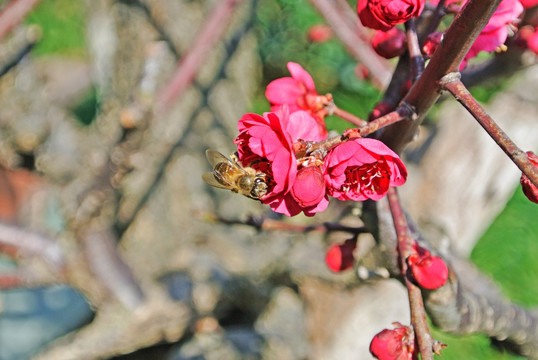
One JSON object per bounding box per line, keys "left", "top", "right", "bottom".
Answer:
{"left": 323, "top": 138, "right": 407, "bottom": 201}
{"left": 234, "top": 110, "right": 328, "bottom": 216}
{"left": 357, "top": 0, "right": 425, "bottom": 31}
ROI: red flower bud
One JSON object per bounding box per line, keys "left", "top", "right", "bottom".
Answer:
{"left": 372, "top": 28, "right": 406, "bottom": 59}
{"left": 370, "top": 323, "right": 417, "bottom": 360}
{"left": 307, "top": 24, "right": 333, "bottom": 43}
{"left": 407, "top": 245, "right": 448, "bottom": 290}
{"left": 520, "top": 151, "right": 538, "bottom": 204}
{"left": 422, "top": 31, "right": 443, "bottom": 57}
{"left": 290, "top": 166, "right": 326, "bottom": 208}
{"left": 325, "top": 238, "right": 357, "bottom": 272}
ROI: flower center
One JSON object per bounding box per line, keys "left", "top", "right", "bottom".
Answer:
{"left": 342, "top": 159, "right": 391, "bottom": 197}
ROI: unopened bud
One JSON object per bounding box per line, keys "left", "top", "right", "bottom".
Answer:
{"left": 325, "top": 238, "right": 357, "bottom": 272}
{"left": 371, "top": 28, "right": 406, "bottom": 59}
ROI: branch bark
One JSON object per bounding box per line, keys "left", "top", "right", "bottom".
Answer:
{"left": 380, "top": 0, "right": 503, "bottom": 154}
{"left": 441, "top": 77, "right": 538, "bottom": 188}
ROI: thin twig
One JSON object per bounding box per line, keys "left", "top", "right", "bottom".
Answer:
{"left": 0, "top": 0, "right": 42, "bottom": 41}
{"left": 441, "top": 75, "right": 538, "bottom": 188}
{"left": 387, "top": 188, "right": 434, "bottom": 360}
{"left": 359, "top": 105, "right": 414, "bottom": 137}
{"left": 295, "top": 106, "right": 412, "bottom": 157}
{"left": 308, "top": 0, "right": 393, "bottom": 88}
{"left": 405, "top": 19, "right": 425, "bottom": 82}
{"left": 332, "top": 106, "right": 368, "bottom": 127}
{"left": 155, "top": 0, "right": 245, "bottom": 112}
{"left": 421, "top": 0, "right": 446, "bottom": 40}
{"left": 200, "top": 211, "right": 368, "bottom": 235}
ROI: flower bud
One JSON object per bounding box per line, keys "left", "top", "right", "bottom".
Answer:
{"left": 370, "top": 322, "right": 416, "bottom": 360}
{"left": 290, "top": 166, "right": 326, "bottom": 208}
{"left": 520, "top": 151, "right": 538, "bottom": 204}
{"left": 325, "top": 238, "right": 357, "bottom": 272}
{"left": 407, "top": 245, "right": 448, "bottom": 290}
{"left": 372, "top": 28, "right": 406, "bottom": 59}
{"left": 423, "top": 31, "right": 443, "bottom": 57}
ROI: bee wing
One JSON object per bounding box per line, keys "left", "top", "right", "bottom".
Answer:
{"left": 205, "top": 149, "right": 242, "bottom": 169}
{"left": 202, "top": 172, "right": 232, "bottom": 189}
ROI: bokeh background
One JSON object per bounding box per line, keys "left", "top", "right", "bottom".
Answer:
{"left": 0, "top": 0, "right": 537, "bottom": 359}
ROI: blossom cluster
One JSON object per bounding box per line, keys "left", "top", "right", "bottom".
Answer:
{"left": 359, "top": 0, "right": 533, "bottom": 69}
{"left": 234, "top": 62, "right": 407, "bottom": 217}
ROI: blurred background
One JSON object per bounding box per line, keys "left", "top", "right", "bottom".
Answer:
{"left": 0, "top": 0, "right": 537, "bottom": 359}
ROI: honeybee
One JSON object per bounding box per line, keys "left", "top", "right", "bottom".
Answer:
{"left": 202, "top": 149, "right": 268, "bottom": 199}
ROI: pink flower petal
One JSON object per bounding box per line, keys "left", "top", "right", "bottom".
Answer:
{"left": 287, "top": 110, "right": 326, "bottom": 142}
{"left": 265, "top": 77, "right": 304, "bottom": 105}
{"left": 287, "top": 62, "right": 316, "bottom": 92}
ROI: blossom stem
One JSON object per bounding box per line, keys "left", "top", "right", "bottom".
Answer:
{"left": 405, "top": 19, "right": 424, "bottom": 81}
{"left": 332, "top": 106, "right": 368, "bottom": 127}
{"left": 441, "top": 76, "right": 538, "bottom": 188}
{"left": 295, "top": 105, "right": 413, "bottom": 157}
{"left": 358, "top": 105, "right": 413, "bottom": 137}
{"left": 387, "top": 187, "right": 434, "bottom": 360}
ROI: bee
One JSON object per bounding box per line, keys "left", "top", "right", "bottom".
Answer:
{"left": 202, "top": 149, "right": 268, "bottom": 199}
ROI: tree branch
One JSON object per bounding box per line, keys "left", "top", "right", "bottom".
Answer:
{"left": 387, "top": 188, "right": 434, "bottom": 360}
{"left": 441, "top": 76, "right": 538, "bottom": 188}
{"left": 380, "top": 0, "right": 503, "bottom": 154}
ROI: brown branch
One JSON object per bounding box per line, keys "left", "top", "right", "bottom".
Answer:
{"left": 441, "top": 76, "right": 538, "bottom": 188}
{"left": 380, "top": 0, "right": 503, "bottom": 154}
{"left": 387, "top": 188, "right": 434, "bottom": 360}
{"left": 308, "top": 0, "right": 393, "bottom": 88}
{"left": 0, "top": 0, "right": 42, "bottom": 41}
{"left": 155, "top": 0, "right": 245, "bottom": 113}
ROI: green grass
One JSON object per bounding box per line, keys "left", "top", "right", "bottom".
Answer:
{"left": 471, "top": 187, "right": 538, "bottom": 306}
{"left": 26, "top": 0, "right": 86, "bottom": 57}
{"left": 429, "top": 188, "right": 538, "bottom": 359}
